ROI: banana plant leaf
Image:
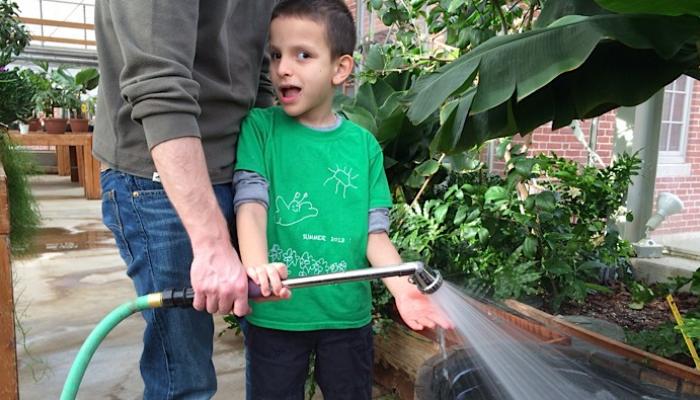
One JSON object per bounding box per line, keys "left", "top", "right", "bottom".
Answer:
{"left": 535, "top": 0, "right": 612, "bottom": 27}
{"left": 335, "top": 72, "right": 440, "bottom": 188}
{"left": 407, "top": 11, "right": 700, "bottom": 154}
{"left": 594, "top": 0, "right": 700, "bottom": 17}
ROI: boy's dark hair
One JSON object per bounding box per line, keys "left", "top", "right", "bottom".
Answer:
{"left": 272, "top": 0, "right": 356, "bottom": 59}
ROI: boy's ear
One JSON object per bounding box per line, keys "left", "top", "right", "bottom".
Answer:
{"left": 332, "top": 54, "right": 354, "bottom": 86}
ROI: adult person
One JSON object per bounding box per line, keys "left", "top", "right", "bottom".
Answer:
{"left": 93, "top": 1, "right": 276, "bottom": 398}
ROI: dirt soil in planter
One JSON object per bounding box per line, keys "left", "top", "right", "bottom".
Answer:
{"left": 554, "top": 283, "right": 699, "bottom": 366}
{"left": 557, "top": 283, "right": 698, "bottom": 332}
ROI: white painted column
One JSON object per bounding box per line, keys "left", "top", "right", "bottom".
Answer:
{"left": 617, "top": 90, "right": 664, "bottom": 242}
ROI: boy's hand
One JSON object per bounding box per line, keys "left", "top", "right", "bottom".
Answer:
{"left": 246, "top": 262, "right": 292, "bottom": 299}
{"left": 395, "top": 287, "right": 452, "bottom": 331}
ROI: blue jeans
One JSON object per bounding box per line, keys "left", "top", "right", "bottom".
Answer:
{"left": 101, "top": 169, "right": 234, "bottom": 399}
{"left": 241, "top": 322, "right": 374, "bottom": 400}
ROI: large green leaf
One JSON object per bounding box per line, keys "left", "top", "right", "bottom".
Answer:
{"left": 430, "top": 88, "right": 476, "bottom": 152}
{"left": 407, "top": 11, "right": 700, "bottom": 153}
{"left": 443, "top": 41, "right": 695, "bottom": 152}
{"left": 364, "top": 44, "right": 386, "bottom": 70}
{"left": 407, "top": 57, "right": 479, "bottom": 124}
{"left": 594, "top": 0, "right": 700, "bottom": 17}
{"left": 535, "top": 0, "right": 610, "bottom": 28}
{"left": 75, "top": 67, "right": 99, "bottom": 91}
{"left": 354, "top": 83, "right": 378, "bottom": 115}
{"left": 341, "top": 104, "right": 377, "bottom": 133}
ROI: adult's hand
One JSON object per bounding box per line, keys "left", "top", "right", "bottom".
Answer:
{"left": 152, "top": 136, "right": 250, "bottom": 315}
{"left": 190, "top": 241, "right": 250, "bottom": 315}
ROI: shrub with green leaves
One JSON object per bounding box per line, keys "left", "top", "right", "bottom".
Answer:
{"left": 0, "top": 0, "right": 30, "bottom": 68}
{"left": 0, "top": 68, "right": 36, "bottom": 125}
{"left": 361, "top": 0, "right": 538, "bottom": 83}
{"left": 391, "top": 145, "right": 640, "bottom": 310}
{"left": 626, "top": 322, "right": 691, "bottom": 361}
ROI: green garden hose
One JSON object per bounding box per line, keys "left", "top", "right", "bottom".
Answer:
{"left": 60, "top": 293, "right": 162, "bottom": 400}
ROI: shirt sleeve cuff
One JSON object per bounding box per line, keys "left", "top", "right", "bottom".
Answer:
{"left": 369, "top": 208, "right": 390, "bottom": 234}
{"left": 142, "top": 113, "right": 201, "bottom": 150}
{"left": 233, "top": 170, "right": 270, "bottom": 212}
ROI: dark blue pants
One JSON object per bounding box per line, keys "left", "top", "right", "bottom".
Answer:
{"left": 101, "top": 169, "right": 234, "bottom": 399}
{"left": 242, "top": 321, "right": 374, "bottom": 400}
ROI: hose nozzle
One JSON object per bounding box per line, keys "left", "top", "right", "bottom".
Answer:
{"left": 409, "top": 262, "right": 443, "bottom": 294}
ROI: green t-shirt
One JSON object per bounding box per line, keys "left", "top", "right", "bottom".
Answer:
{"left": 235, "top": 107, "right": 392, "bottom": 331}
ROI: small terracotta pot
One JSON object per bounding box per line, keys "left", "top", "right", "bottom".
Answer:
{"left": 44, "top": 118, "right": 67, "bottom": 134}
{"left": 69, "top": 118, "right": 89, "bottom": 133}
{"left": 28, "top": 118, "right": 41, "bottom": 132}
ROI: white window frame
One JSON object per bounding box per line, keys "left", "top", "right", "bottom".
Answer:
{"left": 659, "top": 76, "right": 693, "bottom": 164}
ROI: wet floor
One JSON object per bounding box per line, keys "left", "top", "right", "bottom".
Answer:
{"left": 14, "top": 176, "right": 247, "bottom": 399}
{"left": 24, "top": 227, "right": 115, "bottom": 254}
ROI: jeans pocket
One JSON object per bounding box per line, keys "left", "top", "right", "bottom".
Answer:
{"left": 131, "top": 188, "right": 190, "bottom": 252}
{"left": 102, "top": 189, "right": 134, "bottom": 265}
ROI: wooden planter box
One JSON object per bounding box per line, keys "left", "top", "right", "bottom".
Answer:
{"left": 0, "top": 163, "right": 19, "bottom": 399}
{"left": 373, "top": 299, "right": 700, "bottom": 399}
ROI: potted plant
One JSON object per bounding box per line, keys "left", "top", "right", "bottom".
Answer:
{"left": 52, "top": 67, "right": 99, "bottom": 133}
{"left": 15, "top": 70, "right": 37, "bottom": 133}
{"left": 19, "top": 67, "right": 49, "bottom": 131}
{"left": 38, "top": 85, "right": 69, "bottom": 134}
{"left": 27, "top": 63, "right": 67, "bottom": 133}
{"left": 0, "top": 68, "right": 35, "bottom": 133}
{"left": 84, "top": 94, "right": 97, "bottom": 128}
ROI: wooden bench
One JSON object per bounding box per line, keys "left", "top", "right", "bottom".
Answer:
{"left": 0, "top": 163, "right": 19, "bottom": 399}
{"left": 9, "top": 132, "right": 101, "bottom": 200}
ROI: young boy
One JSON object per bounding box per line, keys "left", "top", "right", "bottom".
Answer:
{"left": 233, "top": 0, "right": 451, "bottom": 398}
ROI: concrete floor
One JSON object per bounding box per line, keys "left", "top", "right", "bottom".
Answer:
{"left": 14, "top": 175, "right": 246, "bottom": 399}
{"left": 654, "top": 231, "right": 700, "bottom": 257}
{"left": 631, "top": 232, "right": 700, "bottom": 285}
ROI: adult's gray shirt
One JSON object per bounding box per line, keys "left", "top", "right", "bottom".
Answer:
{"left": 93, "top": 1, "right": 276, "bottom": 184}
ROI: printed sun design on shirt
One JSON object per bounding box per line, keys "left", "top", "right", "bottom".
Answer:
{"left": 275, "top": 192, "right": 319, "bottom": 226}
{"left": 323, "top": 165, "right": 359, "bottom": 198}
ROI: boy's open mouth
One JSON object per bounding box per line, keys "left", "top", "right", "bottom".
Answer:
{"left": 279, "top": 84, "right": 302, "bottom": 103}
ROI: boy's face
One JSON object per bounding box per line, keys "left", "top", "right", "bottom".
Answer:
{"left": 269, "top": 16, "right": 353, "bottom": 126}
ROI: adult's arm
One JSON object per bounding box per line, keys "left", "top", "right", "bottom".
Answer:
{"left": 255, "top": 51, "right": 275, "bottom": 108}
{"left": 105, "top": 0, "right": 249, "bottom": 315}
{"left": 152, "top": 139, "right": 249, "bottom": 316}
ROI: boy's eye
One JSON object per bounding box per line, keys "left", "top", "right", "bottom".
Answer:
{"left": 297, "top": 51, "right": 311, "bottom": 60}
{"left": 270, "top": 51, "right": 281, "bottom": 60}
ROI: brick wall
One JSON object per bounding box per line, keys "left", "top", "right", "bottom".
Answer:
{"left": 514, "top": 80, "right": 700, "bottom": 235}
{"left": 345, "top": 1, "right": 389, "bottom": 42}
{"left": 654, "top": 80, "right": 700, "bottom": 233}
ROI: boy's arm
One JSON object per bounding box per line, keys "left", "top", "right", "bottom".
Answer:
{"left": 236, "top": 202, "right": 269, "bottom": 267}
{"left": 367, "top": 232, "right": 451, "bottom": 330}
{"left": 236, "top": 202, "right": 289, "bottom": 298}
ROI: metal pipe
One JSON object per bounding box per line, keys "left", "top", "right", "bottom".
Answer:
{"left": 162, "top": 262, "right": 444, "bottom": 307}
{"left": 261, "top": 261, "right": 443, "bottom": 295}
{"left": 282, "top": 262, "right": 422, "bottom": 289}
{"left": 14, "top": 45, "right": 98, "bottom": 67}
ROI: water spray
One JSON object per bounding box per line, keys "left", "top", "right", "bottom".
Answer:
{"left": 60, "top": 262, "right": 442, "bottom": 399}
